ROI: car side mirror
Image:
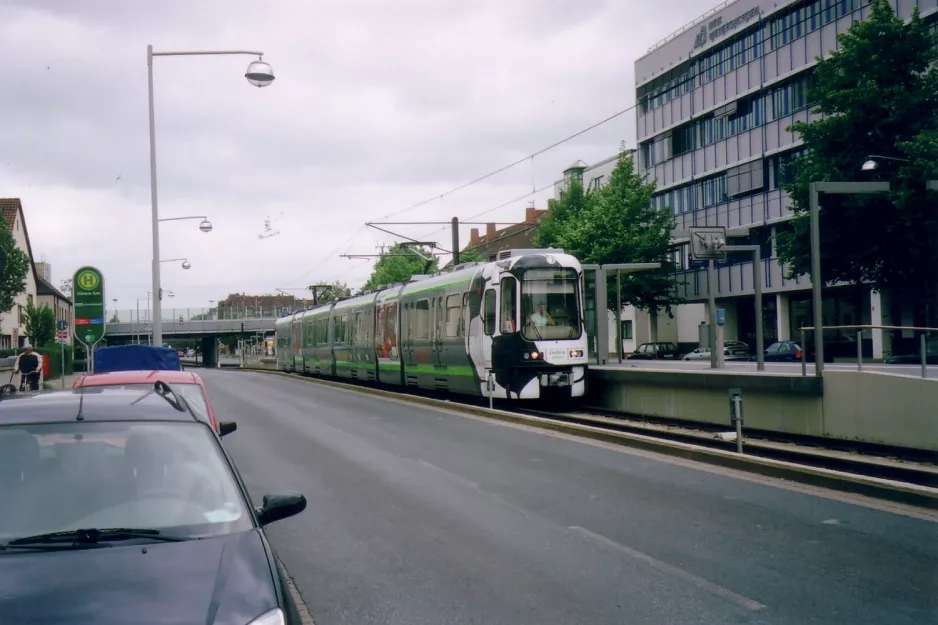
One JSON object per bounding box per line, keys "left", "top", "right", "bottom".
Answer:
{"left": 256, "top": 493, "right": 307, "bottom": 526}
{"left": 218, "top": 421, "right": 237, "bottom": 437}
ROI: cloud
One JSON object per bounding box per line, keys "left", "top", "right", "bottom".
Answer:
{"left": 0, "top": 0, "right": 708, "bottom": 313}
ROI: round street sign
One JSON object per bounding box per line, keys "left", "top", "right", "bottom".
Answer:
{"left": 72, "top": 266, "right": 106, "bottom": 345}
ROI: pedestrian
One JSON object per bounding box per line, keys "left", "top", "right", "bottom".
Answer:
{"left": 14, "top": 344, "right": 42, "bottom": 392}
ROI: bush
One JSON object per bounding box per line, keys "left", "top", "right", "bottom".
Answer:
{"left": 36, "top": 344, "right": 74, "bottom": 379}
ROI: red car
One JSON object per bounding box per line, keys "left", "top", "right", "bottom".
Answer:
{"left": 73, "top": 370, "right": 219, "bottom": 432}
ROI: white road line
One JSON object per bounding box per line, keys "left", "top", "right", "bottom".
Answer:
{"left": 568, "top": 525, "right": 767, "bottom": 612}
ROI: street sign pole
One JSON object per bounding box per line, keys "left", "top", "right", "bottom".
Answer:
{"left": 689, "top": 227, "right": 727, "bottom": 370}
{"left": 73, "top": 266, "right": 106, "bottom": 375}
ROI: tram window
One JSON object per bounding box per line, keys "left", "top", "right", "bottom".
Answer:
{"left": 354, "top": 312, "right": 364, "bottom": 345}
{"left": 483, "top": 290, "right": 496, "bottom": 336}
{"left": 445, "top": 294, "right": 461, "bottom": 337}
{"left": 335, "top": 315, "right": 347, "bottom": 344}
{"left": 415, "top": 300, "right": 430, "bottom": 339}
{"left": 500, "top": 279, "right": 517, "bottom": 333}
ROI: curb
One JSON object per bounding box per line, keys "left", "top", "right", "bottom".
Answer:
{"left": 230, "top": 367, "right": 938, "bottom": 511}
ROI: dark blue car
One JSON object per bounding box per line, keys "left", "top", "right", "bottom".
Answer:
{"left": 0, "top": 384, "right": 307, "bottom": 625}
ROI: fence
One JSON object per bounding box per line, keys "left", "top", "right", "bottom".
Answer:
{"left": 106, "top": 305, "right": 303, "bottom": 325}
{"left": 798, "top": 324, "right": 938, "bottom": 378}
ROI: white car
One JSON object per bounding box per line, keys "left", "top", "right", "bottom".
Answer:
{"left": 683, "top": 341, "right": 750, "bottom": 361}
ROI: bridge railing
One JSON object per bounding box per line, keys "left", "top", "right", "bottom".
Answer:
{"left": 106, "top": 306, "right": 302, "bottom": 324}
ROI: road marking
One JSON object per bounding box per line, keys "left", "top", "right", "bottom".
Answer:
{"left": 568, "top": 526, "right": 767, "bottom": 612}
{"left": 822, "top": 518, "right": 840, "bottom": 525}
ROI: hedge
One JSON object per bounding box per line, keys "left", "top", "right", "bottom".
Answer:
{"left": 36, "top": 344, "right": 74, "bottom": 379}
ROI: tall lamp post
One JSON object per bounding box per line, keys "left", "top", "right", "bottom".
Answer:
{"left": 148, "top": 45, "right": 275, "bottom": 347}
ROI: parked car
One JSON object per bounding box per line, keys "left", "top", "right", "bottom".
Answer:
{"left": 626, "top": 342, "right": 680, "bottom": 360}
{"left": 74, "top": 370, "right": 219, "bottom": 433}
{"left": 683, "top": 341, "right": 750, "bottom": 361}
{"left": 0, "top": 384, "right": 306, "bottom": 624}
{"left": 754, "top": 339, "right": 834, "bottom": 363}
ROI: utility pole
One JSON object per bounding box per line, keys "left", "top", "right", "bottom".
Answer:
{"left": 308, "top": 283, "right": 332, "bottom": 306}
{"left": 452, "top": 216, "right": 460, "bottom": 266}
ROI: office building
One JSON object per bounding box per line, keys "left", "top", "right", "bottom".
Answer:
{"left": 559, "top": 0, "right": 938, "bottom": 358}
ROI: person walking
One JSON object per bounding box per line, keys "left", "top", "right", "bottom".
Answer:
{"left": 13, "top": 344, "right": 42, "bottom": 392}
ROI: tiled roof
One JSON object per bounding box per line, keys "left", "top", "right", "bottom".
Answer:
{"left": 467, "top": 210, "right": 547, "bottom": 260}
{"left": 0, "top": 198, "right": 37, "bottom": 284}
{"left": 0, "top": 198, "right": 20, "bottom": 232}
{"left": 36, "top": 275, "right": 69, "bottom": 301}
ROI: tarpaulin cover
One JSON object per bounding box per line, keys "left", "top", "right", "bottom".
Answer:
{"left": 93, "top": 345, "right": 182, "bottom": 373}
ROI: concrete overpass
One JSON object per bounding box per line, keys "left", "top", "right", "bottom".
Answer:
{"left": 105, "top": 318, "right": 278, "bottom": 367}
{"left": 106, "top": 318, "right": 278, "bottom": 338}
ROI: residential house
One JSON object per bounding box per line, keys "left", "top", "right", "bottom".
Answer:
{"left": 0, "top": 199, "right": 39, "bottom": 350}
{"left": 36, "top": 267, "right": 73, "bottom": 336}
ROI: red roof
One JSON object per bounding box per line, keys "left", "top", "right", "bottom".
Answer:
{"left": 0, "top": 198, "right": 37, "bottom": 283}
{"left": 74, "top": 370, "right": 201, "bottom": 387}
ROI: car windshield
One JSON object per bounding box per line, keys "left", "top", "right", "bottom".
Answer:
{"left": 82, "top": 383, "right": 209, "bottom": 425}
{"left": 0, "top": 421, "right": 251, "bottom": 543}
{"left": 521, "top": 267, "right": 581, "bottom": 341}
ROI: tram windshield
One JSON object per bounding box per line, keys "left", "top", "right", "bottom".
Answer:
{"left": 521, "top": 267, "right": 581, "bottom": 341}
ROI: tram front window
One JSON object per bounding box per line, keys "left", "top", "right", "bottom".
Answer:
{"left": 521, "top": 268, "right": 581, "bottom": 340}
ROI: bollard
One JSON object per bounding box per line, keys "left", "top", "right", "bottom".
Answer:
{"left": 729, "top": 388, "right": 743, "bottom": 454}
{"left": 800, "top": 329, "right": 807, "bottom": 377}
{"left": 487, "top": 372, "right": 494, "bottom": 410}
{"left": 921, "top": 334, "right": 927, "bottom": 379}
{"left": 856, "top": 330, "right": 863, "bottom": 372}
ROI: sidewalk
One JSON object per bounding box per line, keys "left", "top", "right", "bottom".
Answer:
{"left": 43, "top": 371, "right": 85, "bottom": 390}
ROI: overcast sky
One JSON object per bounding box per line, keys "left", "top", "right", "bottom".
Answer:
{"left": 0, "top": 0, "right": 706, "bottom": 314}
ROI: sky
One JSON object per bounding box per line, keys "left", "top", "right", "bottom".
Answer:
{"left": 0, "top": 0, "right": 708, "bottom": 316}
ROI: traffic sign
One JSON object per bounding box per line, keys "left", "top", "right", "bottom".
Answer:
{"left": 57, "top": 319, "right": 68, "bottom": 331}
{"left": 57, "top": 329, "right": 70, "bottom": 344}
{"left": 73, "top": 266, "right": 106, "bottom": 345}
{"left": 689, "top": 226, "right": 727, "bottom": 260}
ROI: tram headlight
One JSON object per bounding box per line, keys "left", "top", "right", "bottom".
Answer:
{"left": 523, "top": 351, "right": 541, "bottom": 360}
{"left": 569, "top": 349, "right": 584, "bottom": 358}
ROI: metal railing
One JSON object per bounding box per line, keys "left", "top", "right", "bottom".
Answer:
{"left": 798, "top": 324, "right": 938, "bottom": 378}
{"left": 106, "top": 306, "right": 299, "bottom": 325}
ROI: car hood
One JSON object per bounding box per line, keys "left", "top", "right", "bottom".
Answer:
{"left": 0, "top": 529, "right": 279, "bottom": 625}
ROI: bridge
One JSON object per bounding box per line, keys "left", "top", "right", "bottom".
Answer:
{"left": 106, "top": 317, "right": 278, "bottom": 338}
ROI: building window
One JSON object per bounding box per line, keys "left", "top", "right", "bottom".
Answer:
{"left": 621, "top": 320, "right": 633, "bottom": 340}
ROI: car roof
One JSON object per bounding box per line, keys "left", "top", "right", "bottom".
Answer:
{"left": 0, "top": 387, "right": 202, "bottom": 426}
{"left": 75, "top": 370, "right": 200, "bottom": 387}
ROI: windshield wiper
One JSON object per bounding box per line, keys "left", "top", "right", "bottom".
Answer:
{"left": 3, "top": 527, "right": 189, "bottom": 548}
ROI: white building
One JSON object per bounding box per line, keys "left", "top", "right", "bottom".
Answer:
{"left": 0, "top": 199, "right": 38, "bottom": 350}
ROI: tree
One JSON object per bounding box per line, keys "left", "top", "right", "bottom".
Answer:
{"left": 315, "top": 281, "right": 351, "bottom": 305}
{"left": 24, "top": 301, "right": 56, "bottom": 347}
{"left": 776, "top": 0, "right": 938, "bottom": 322}
{"left": 0, "top": 217, "right": 30, "bottom": 332}
{"left": 536, "top": 152, "right": 680, "bottom": 315}
{"left": 361, "top": 244, "right": 439, "bottom": 292}
{"left": 456, "top": 247, "right": 486, "bottom": 264}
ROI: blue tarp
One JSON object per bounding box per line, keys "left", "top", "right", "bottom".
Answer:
{"left": 93, "top": 345, "right": 182, "bottom": 374}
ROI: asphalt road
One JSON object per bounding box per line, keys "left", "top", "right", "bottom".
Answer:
{"left": 200, "top": 369, "right": 938, "bottom": 625}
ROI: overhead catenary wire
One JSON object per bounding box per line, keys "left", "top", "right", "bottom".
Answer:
{"left": 375, "top": 101, "right": 640, "bottom": 223}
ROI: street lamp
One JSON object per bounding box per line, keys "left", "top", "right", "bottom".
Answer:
{"left": 148, "top": 45, "right": 276, "bottom": 347}
{"left": 861, "top": 155, "right": 912, "bottom": 171}
{"left": 159, "top": 215, "right": 214, "bottom": 233}
{"left": 161, "top": 258, "right": 191, "bottom": 270}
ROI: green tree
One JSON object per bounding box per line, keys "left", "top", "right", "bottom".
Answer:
{"left": 776, "top": 0, "right": 938, "bottom": 321}
{"left": 24, "top": 302, "right": 56, "bottom": 347}
{"left": 315, "top": 281, "right": 352, "bottom": 304}
{"left": 536, "top": 152, "right": 680, "bottom": 315}
{"left": 361, "top": 244, "right": 439, "bottom": 292}
{"left": 0, "top": 216, "right": 30, "bottom": 331}
{"left": 456, "top": 247, "right": 486, "bottom": 264}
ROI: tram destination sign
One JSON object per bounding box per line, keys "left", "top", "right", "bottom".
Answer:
{"left": 73, "top": 266, "right": 106, "bottom": 345}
